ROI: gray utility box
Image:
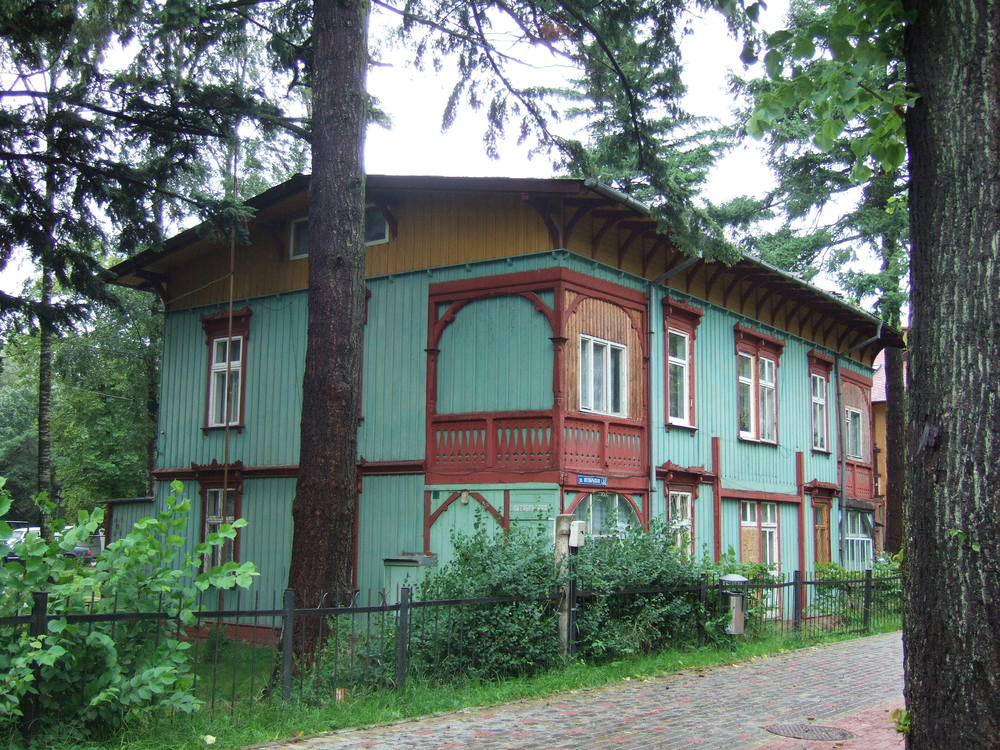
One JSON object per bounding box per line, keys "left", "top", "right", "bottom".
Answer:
{"left": 719, "top": 573, "right": 750, "bottom": 635}
{"left": 383, "top": 552, "right": 437, "bottom": 603}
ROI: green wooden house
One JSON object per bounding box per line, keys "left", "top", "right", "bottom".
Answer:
{"left": 107, "top": 174, "right": 904, "bottom": 605}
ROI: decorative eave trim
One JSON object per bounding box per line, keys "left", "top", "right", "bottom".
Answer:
{"left": 734, "top": 322, "right": 785, "bottom": 359}
{"left": 804, "top": 479, "right": 839, "bottom": 501}
{"left": 807, "top": 349, "right": 835, "bottom": 378}
{"left": 656, "top": 460, "right": 715, "bottom": 483}
{"left": 201, "top": 306, "right": 253, "bottom": 342}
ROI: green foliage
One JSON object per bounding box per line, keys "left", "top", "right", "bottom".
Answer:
{"left": 743, "top": 0, "right": 913, "bottom": 174}
{"left": 572, "top": 519, "right": 703, "bottom": 658}
{"left": 409, "top": 519, "right": 562, "bottom": 680}
{"left": 0, "top": 284, "right": 162, "bottom": 519}
{"left": 0, "top": 480, "right": 257, "bottom": 745}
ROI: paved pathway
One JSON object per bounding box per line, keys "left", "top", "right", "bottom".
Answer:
{"left": 262, "top": 632, "right": 903, "bottom": 750}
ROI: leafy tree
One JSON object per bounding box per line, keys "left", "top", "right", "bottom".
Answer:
{"left": 736, "top": 0, "right": 1000, "bottom": 744}
{"left": 725, "top": 0, "right": 908, "bottom": 553}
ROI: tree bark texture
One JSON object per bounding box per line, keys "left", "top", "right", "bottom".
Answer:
{"left": 287, "top": 0, "right": 369, "bottom": 655}
{"left": 37, "top": 266, "right": 53, "bottom": 507}
{"left": 903, "top": 1, "right": 1000, "bottom": 747}
{"left": 883, "top": 346, "right": 906, "bottom": 555}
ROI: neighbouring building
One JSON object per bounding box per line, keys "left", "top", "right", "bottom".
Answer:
{"left": 105, "top": 174, "right": 905, "bottom": 605}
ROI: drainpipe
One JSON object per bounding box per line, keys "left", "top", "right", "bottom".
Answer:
{"left": 646, "top": 257, "right": 702, "bottom": 495}
{"left": 836, "top": 320, "right": 883, "bottom": 563}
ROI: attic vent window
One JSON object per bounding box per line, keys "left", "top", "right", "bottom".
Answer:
{"left": 289, "top": 207, "right": 389, "bottom": 259}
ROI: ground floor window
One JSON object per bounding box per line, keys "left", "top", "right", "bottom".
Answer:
{"left": 203, "top": 486, "right": 238, "bottom": 569}
{"left": 843, "top": 510, "right": 874, "bottom": 570}
{"left": 667, "top": 491, "right": 693, "bottom": 554}
{"left": 739, "top": 500, "right": 778, "bottom": 568}
{"left": 576, "top": 492, "right": 639, "bottom": 538}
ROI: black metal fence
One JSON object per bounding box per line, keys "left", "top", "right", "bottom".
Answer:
{"left": 2, "top": 568, "right": 900, "bottom": 732}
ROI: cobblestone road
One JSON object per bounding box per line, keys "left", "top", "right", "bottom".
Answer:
{"left": 261, "top": 632, "right": 903, "bottom": 750}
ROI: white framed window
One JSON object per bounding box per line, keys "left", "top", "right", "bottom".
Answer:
{"left": 580, "top": 334, "right": 627, "bottom": 417}
{"left": 811, "top": 373, "right": 828, "bottom": 451}
{"left": 668, "top": 491, "right": 693, "bottom": 553}
{"left": 845, "top": 407, "right": 863, "bottom": 459}
{"left": 760, "top": 501, "right": 778, "bottom": 566}
{"left": 667, "top": 330, "right": 690, "bottom": 425}
{"left": 740, "top": 499, "right": 758, "bottom": 526}
{"left": 758, "top": 357, "right": 777, "bottom": 443}
{"left": 204, "top": 488, "right": 236, "bottom": 568}
{"left": 576, "top": 492, "right": 639, "bottom": 538}
{"left": 738, "top": 353, "right": 755, "bottom": 438}
{"left": 843, "top": 510, "right": 874, "bottom": 570}
{"left": 208, "top": 336, "right": 242, "bottom": 427}
{"left": 289, "top": 208, "right": 389, "bottom": 260}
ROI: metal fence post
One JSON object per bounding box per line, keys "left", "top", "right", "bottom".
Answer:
{"left": 699, "top": 573, "right": 708, "bottom": 644}
{"left": 22, "top": 591, "right": 49, "bottom": 740}
{"left": 567, "top": 578, "right": 577, "bottom": 656}
{"left": 281, "top": 589, "right": 294, "bottom": 700}
{"left": 793, "top": 570, "right": 803, "bottom": 631}
{"left": 395, "top": 586, "right": 410, "bottom": 689}
{"left": 863, "top": 568, "right": 873, "bottom": 630}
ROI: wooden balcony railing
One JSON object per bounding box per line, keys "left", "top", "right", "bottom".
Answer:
{"left": 428, "top": 411, "right": 646, "bottom": 477}
{"left": 843, "top": 460, "right": 875, "bottom": 499}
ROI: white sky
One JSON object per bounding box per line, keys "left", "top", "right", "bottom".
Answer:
{"left": 2, "top": 1, "right": 796, "bottom": 295}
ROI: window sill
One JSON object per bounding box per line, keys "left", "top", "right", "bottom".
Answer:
{"left": 202, "top": 425, "right": 245, "bottom": 435}
{"left": 738, "top": 435, "right": 779, "bottom": 447}
{"left": 812, "top": 448, "right": 832, "bottom": 455}
{"left": 666, "top": 422, "right": 697, "bottom": 434}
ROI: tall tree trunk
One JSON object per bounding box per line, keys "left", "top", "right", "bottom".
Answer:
{"left": 286, "top": 0, "right": 369, "bottom": 656}
{"left": 902, "top": 0, "right": 1000, "bottom": 747}
{"left": 883, "top": 346, "right": 905, "bottom": 555}
{"left": 37, "top": 264, "right": 54, "bottom": 529}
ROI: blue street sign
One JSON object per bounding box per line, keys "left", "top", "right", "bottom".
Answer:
{"left": 577, "top": 475, "right": 608, "bottom": 486}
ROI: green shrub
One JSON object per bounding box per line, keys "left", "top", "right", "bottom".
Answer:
{"left": 572, "top": 519, "right": 704, "bottom": 659}
{"left": 408, "top": 518, "right": 562, "bottom": 680}
{"left": 0, "top": 480, "right": 257, "bottom": 746}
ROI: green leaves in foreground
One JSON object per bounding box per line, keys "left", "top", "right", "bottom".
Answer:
{"left": 0, "top": 480, "right": 257, "bottom": 745}
{"left": 743, "top": 0, "right": 915, "bottom": 177}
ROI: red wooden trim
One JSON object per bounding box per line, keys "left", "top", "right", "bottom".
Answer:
{"left": 197, "top": 472, "right": 243, "bottom": 568}
{"left": 663, "top": 299, "right": 703, "bottom": 429}
{"left": 564, "top": 490, "right": 645, "bottom": 528}
{"left": 523, "top": 195, "right": 560, "bottom": 249}
{"left": 503, "top": 490, "right": 511, "bottom": 533}
{"left": 517, "top": 291, "right": 558, "bottom": 334}
{"left": 202, "top": 308, "right": 252, "bottom": 434}
{"left": 703, "top": 264, "right": 728, "bottom": 298}
{"left": 428, "top": 491, "right": 505, "bottom": 530}
{"left": 357, "top": 459, "right": 424, "bottom": 475}
{"left": 642, "top": 237, "right": 669, "bottom": 276}
{"left": 153, "top": 464, "right": 302, "bottom": 481}
{"left": 712, "top": 437, "right": 722, "bottom": 562}
{"left": 719, "top": 488, "right": 802, "bottom": 504}
{"left": 840, "top": 368, "right": 874, "bottom": 388}
{"left": 617, "top": 226, "right": 647, "bottom": 268}
{"left": 805, "top": 479, "right": 839, "bottom": 500}
{"left": 104, "top": 502, "right": 114, "bottom": 543}
{"left": 592, "top": 213, "right": 627, "bottom": 257}
{"left": 684, "top": 259, "right": 705, "bottom": 294}
{"left": 733, "top": 322, "right": 786, "bottom": 358}
{"left": 429, "top": 267, "right": 648, "bottom": 308}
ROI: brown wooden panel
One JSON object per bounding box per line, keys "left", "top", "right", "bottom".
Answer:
{"left": 564, "top": 295, "right": 644, "bottom": 421}
{"left": 741, "top": 526, "right": 761, "bottom": 563}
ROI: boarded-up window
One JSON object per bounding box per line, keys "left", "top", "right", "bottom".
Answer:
{"left": 739, "top": 500, "right": 778, "bottom": 567}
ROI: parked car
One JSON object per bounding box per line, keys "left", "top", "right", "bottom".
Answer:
{"left": 2, "top": 526, "right": 94, "bottom": 564}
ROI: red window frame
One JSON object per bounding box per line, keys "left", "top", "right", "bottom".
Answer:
{"left": 663, "top": 299, "right": 703, "bottom": 430}
{"left": 734, "top": 323, "right": 785, "bottom": 443}
{"left": 808, "top": 350, "right": 835, "bottom": 453}
{"left": 201, "top": 307, "right": 252, "bottom": 434}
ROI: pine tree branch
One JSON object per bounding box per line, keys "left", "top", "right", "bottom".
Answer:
{"left": 0, "top": 90, "right": 224, "bottom": 137}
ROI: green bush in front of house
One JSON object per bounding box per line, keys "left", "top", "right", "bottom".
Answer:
{"left": 0, "top": 480, "right": 257, "bottom": 748}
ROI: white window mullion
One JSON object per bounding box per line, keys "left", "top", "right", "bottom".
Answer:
{"left": 738, "top": 353, "right": 755, "bottom": 438}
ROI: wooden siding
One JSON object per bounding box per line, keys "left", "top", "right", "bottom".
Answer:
{"left": 719, "top": 498, "right": 741, "bottom": 559}
{"left": 564, "top": 294, "right": 644, "bottom": 421}
{"left": 694, "top": 485, "right": 715, "bottom": 560}
{"left": 357, "top": 474, "right": 426, "bottom": 595}
{"left": 436, "top": 295, "right": 554, "bottom": 414}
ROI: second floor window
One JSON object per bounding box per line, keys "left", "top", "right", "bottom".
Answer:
{"left": 580, "top": 334, "right": 626, "bottom": 417}
{"left": 290, "top": 208, "right": 389, "bottom": 259}
{"left": 811, "top": 373, "right": 828, "bottom": 451}
{"left": 846, "top": 407, "right": 864, "bottom": 459}
{"left": 209, "top": 336, "right": 242, "bottom": 427}
{"left": 667, "top": 330, "right": 691, "bottom": 425}
{"left": 738, "top": 352, "right": 778, "bottom": 443}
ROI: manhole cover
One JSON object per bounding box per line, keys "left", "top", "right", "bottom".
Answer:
{"left": 765, "top": 723, "right": 856, "bottom": 741}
